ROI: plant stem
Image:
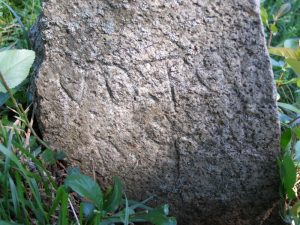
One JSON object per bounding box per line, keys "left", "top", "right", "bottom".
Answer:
{"left": 287, "top": 115, "right": 300, "bottom": 126}
{"left": 68, "top": 198, "right": 80, "bottom": 225}
{"left": 267, "top": 30, "right": 273, "bottom": 48}
{"left": 0, "top": 71, "right": 51, "bottom": 150}
{"left": 0, "top": 72, "right": 23, "bottom": 115}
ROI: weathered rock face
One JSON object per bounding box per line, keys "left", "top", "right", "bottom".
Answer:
{"left": 32, "top": 0, "right": 281, "bottom": 224}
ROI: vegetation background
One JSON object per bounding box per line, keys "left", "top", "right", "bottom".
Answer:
{"left": 0, "top": 0, "right": 300, "bottom": 224}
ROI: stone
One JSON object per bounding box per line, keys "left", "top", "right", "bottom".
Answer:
{"left": 31, "top": 0, "right": 281, "bottom": 224}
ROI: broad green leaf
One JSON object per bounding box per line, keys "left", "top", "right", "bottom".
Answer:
{"left": 297, "top": 78, "right": 300, "bottom": 87}
{"left": 294, "top": 141, "right": 300, "bottom": 165}
{"left": 277, "top": 92, "right": 280, "bottom": 101}
{"left": 282, "top": 155, "right": 297, "bottom": 200}
{"left": 59, "top": 188, "right": 69, "bottom": 225}
{"left": 270, "top": 24, "right": 278, "bottom": 33}
{"left": 286, "top": 58, "right": 300, "bottom": 75}
{"left": 131, "top": 206, "right": 177, "bottom": 225}
{"left": 274, "top": 3, "right": 291, "bottom": 20}
{"left": 278, "top": 102, "right": 300, "bottom": 114}
{"left": 9, "top": 176, "right": 20, "bottom": 217}
{"left": 0, "top": 49, "right": 35, "bottom": 93}
{"left": 269, "top": 47, "right": 300, "bottom": 59}
{"left": 155, "top": 204, "right": 170, "bottom": 216}
{"left": 260, "top": 7, "right": 268, "bottom": 26}
{"left": 103, "top": 176, "right": 123, "bottom": 212}
{"left": 0, "top": 92, "right": 9, "bottom": 107}
{"left": 270, "top": 58, "right": 285, "bottom": 68}
{"left": 0, "top": 221, "right": 22, "bottom": 225}
{"left": 280, "top": 128, "right": 292, "bottom": 154}
{"left": 65, "top": 173, "right": 103, "bottom": 210}
{"left": 284, "top": 38, "right": 300, "bottom": 49}
{"left": 55, "top": 150, "right": 66, "bottom": 160}
{"left": 291, "top": 201, "right": 300, "bottom": 217}
{"left": 82, "top": 202, "right": 95, "bottom": 217}
{"left": 292, "top": 48, "right": 300, "bottom": 58}
{"left": 48, "top": 186, "right": 67, "bottom": 218}
{"left": 126, "top": 197, "right": 154, "bottom": 211}
{"left": 294, "top": 127, "right": 300, "bottom": 139}
{"left": 67, "top": 167, "right": 81, "bottom": 176}
{"left": 41, "top": 149, "right": 56, "bottom": 165}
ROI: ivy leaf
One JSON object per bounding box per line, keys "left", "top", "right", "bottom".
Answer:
{"left": 0, "top": 50, "right": 35, "bottom": 93}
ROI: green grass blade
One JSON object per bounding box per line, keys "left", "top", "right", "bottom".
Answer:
{"left": 0, "top": 0, "right": 30, "bottom": 48}
{"left": 14, "top": 143, "right": 57, "bottom": 189}
{"left": 47, "top": 186, "right": 66, "bottom": 218}
{"left": 103, "top": 176, "right": 122, "bottom": 213}
{"left": 8, "top": 175, "right": 20, "bottom": 219}
{"left": 59, "top": 190, "right": 69, "bottom": 225}
{"left": 0, "top": 201, "right": 9, "bottom": 220}
{"left": 15, "top": 172, "right": 30, "bottom": 225}
{"left": 0, "top": 220, "right": 22, "bottom": 225}
{"left": 79, "top": 203, "right": 84, "bottom": 225}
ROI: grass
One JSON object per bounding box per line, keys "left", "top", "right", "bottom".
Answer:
{"left": 0, "top": 1, "right": 176, "bottom": 224}
{"left": 0, "top": 0, "right": 41, "bottom": 49}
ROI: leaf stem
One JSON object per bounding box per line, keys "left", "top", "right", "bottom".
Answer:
{"left": 267, "top": 30, "right": 273, "bottom": 48}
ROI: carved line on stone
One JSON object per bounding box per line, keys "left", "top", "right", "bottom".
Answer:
{"left": 167, "top": 68, "right": 177, "bottom": 112}
{"left": 148, "top": 93, "right": 160, "bottom": 103}
{"left": 108, "top": 140, "right": 127, "bottom": 159}
{"left": 195, "top": 68, "right": 218, "bottom": 93}
{"left": 104, "top": 76, "right": 116, "bottom": 103}
{"left": 135, "top": 55, "right": 181, "bottom": 66}
{"left": 58, "top": 76, "right": 79, "bottom": 105}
